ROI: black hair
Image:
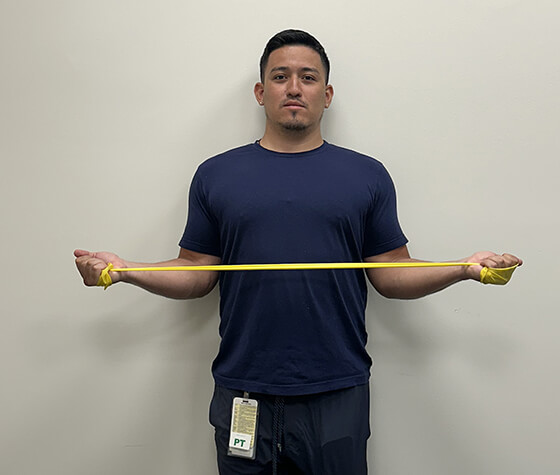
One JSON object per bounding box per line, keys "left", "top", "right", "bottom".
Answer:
{"left": 259, "top": 29, "right": 330, "bottom": 83}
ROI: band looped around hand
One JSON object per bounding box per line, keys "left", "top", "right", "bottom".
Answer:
{"left": 96, "top": 263, "right": 114, "bottom": 290}
{"left": 480, "top": 264, "right": 518, "bottom": 285}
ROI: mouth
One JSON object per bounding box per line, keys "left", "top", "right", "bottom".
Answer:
{"left": 282, "top": 101, "right": 306, "bottom": 109}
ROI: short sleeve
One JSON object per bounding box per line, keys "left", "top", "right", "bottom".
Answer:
{"left": 362, "top": 165, "right": 408, "bottom": 258}
{"left": 179, "top": 168, "right": 221, "bottom": 257}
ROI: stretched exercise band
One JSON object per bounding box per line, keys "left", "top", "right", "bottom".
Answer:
{"left": 96, "top": 262, "right": 518, "bottom": 290}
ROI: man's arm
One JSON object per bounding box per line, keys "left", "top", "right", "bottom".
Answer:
{"left": 74, "top": 248, "right": 221, "bottom": 299}
{"left": 365, "top": 245, "right": 522, "bottom": 300}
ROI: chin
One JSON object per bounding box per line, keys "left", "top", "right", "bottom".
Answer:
{"left": 282, "top": 124, "right": 308, "bottom": 132}
{"left": 280, "top": 119, "right": 309, "bottom": 132}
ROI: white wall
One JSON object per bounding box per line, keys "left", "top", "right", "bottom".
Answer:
{"left": 1, "top": 1, "right": 558, "bottom": 474}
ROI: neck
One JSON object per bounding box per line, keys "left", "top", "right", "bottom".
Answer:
{"left": 258, "top": 124, "right": 324, "bottom": 153}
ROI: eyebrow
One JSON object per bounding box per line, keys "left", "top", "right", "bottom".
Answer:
{"left": 269, "top": 66, "right": 321, "bottom": 75}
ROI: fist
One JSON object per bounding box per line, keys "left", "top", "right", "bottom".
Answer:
{"left": 74, "top": 249, "right": 125, "bottom": 287}
{"left": 465, "top": 251, "right": 523, "bottom": 282}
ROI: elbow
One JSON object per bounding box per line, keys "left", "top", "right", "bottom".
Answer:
{"left": 375, "top": 285, "right": 403, "bottom": 300}
{"left": 371, "top": 281, "right": 423, "bottom": 300}
{"left": 371, "top": 280, "right": 397, "bottom": 299}
{"left": 368, "top": 275, "right": 398, "bottom": 299}
{"left": 181, "top": 275, "right": 219, "bottom": 300}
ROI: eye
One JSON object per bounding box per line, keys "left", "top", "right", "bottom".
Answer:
{"left": 273, "top": 74, "right": 287, "bottom": 81}
{"left": 302, "top": 75, "right": 317, "bottom": 82}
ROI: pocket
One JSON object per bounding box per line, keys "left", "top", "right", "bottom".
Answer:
{"left": 209, "top": 384, "right": 240, "bottom": 430}
{"left": 208, "top": 384, "right": 219, "bottom": 428}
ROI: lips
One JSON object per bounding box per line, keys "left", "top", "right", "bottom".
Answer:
{"left": 282, "top": 101, "right": 306, "bottom": 109}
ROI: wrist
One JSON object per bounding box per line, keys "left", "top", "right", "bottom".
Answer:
{"left": 456, "top": 257, "right": 481, "bottom": 282}
{"left": 107, "top": 259, "right": 131, "bottom": 285}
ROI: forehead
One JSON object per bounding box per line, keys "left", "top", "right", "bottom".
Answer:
{"left": 265, "top": 45, "right": 325, "bottom": 76}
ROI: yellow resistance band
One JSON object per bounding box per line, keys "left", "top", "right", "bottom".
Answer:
{"left": 97, "top": 262, "right": 518, "bottom": 290}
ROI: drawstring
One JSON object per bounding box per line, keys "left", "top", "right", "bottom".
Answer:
{"left": 272, "top": 396, "right": 285, "bottom": 475}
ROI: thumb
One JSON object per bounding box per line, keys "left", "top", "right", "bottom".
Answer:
{"left": 74, "top": 249, "right": 94, "bottom": 258}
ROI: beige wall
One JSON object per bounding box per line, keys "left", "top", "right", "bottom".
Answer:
{"left": 1, "top": 1, "right": 558, "bottom": 474}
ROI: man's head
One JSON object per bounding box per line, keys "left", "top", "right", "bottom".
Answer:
{"left": 259, "top": 29, "right": 330, "bottom": 84}
{"left": 254, "top": 30, "right": 334, "bottom": 146}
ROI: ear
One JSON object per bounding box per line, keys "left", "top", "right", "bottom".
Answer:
{"left": 254, "top": 82, "right": 265, "bottom": 105}
{"left": 324, "top": 84, "right": 334, "bottom": 109}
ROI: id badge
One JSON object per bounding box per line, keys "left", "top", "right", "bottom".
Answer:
{"left": 227, "top": 395, "right": 259, "bottom": 459}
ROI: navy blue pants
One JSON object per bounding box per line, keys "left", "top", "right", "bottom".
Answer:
{"left": 209, "top": 384, "right": 370, "bottom": 475}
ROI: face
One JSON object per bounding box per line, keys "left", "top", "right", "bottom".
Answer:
{"left": 254, "top": 46, "right": 334, "bottom": 134}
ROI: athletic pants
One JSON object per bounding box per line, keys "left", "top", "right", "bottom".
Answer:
{"left": 209, "top": 383, "right": 370, "bottom": 475}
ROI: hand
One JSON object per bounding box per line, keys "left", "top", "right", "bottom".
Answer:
{"left": 464, "top": 251, "right": 523, "bottom": 282}
{"left": 74, "top": 249, "right": 126, "bottom": 287}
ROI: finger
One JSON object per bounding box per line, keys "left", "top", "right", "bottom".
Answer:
{"left": 502, "top": 253, "right": 523, "bottom": 266}
{"left": 74, "top": 249, "right": 94, "bottom": 258}
{"left": 84, "top": 261, "right": 107, "bottom": 286}
{"left": 479, "top": 254, "right": 519, "bottom": 269}
{"left": 75, "top": 256, "right": 103, "bottom": 278}
{"left": 490, "top": 253, "right": 521, "bottom": 268}
{"left": 75, "top": 255, "right": 98, "bottom": 267}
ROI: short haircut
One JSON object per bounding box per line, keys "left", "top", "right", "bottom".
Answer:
{"left": 259, "top": 29, "right": 330, "bottom": 83}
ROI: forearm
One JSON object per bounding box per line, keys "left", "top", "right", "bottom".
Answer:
{"left": 365, "top": 247, "right": 522, "bottom": 300}
{"left": 116, "top": 258, "right": 219, "bottom": 300}
{"left": 367, "top": 258, "right": 470, "bottom": 300}
{"left": 75, "top": 248, "right": 220, "bottom": 299}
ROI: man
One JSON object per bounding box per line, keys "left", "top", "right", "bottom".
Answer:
{"left": 75, "top": 30, "right": 521, "bottom": 475}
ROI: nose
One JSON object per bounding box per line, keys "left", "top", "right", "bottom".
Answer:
{"left": 286, "top": 76, "right": 302, "bottom": 97}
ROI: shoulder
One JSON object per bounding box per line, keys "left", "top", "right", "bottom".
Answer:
{"left": 324, "top": 143, "right": 386, "bottom": 168}
{"left": 192, "top": 143, "right": 261, "bottom": 186}
{"left": 323, "top": 143, "right": 392, "bottom": 180}
{"left": 197, "top": 143, "right": 256, "bottom": 170}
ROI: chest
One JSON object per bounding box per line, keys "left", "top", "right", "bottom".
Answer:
{"left": 207, "top": 158, "right": 374, "bottom": 230}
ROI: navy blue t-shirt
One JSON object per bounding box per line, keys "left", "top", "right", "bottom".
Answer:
{"left": 180, "top": 141, "right": 408, "bottom": 395}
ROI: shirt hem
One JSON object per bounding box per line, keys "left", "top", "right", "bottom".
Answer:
{"left": 213, "top": 372, "right": 370, "bottom": 396}
{"left": 363, "top": 235, "right": 409, "bottom": 259}
{"left": 179, "top": 239, "right": 221, "bottom": 258}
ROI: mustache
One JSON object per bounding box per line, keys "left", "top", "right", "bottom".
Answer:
{"left": 281, "top": 99, "right": 307, "bottom": 108}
